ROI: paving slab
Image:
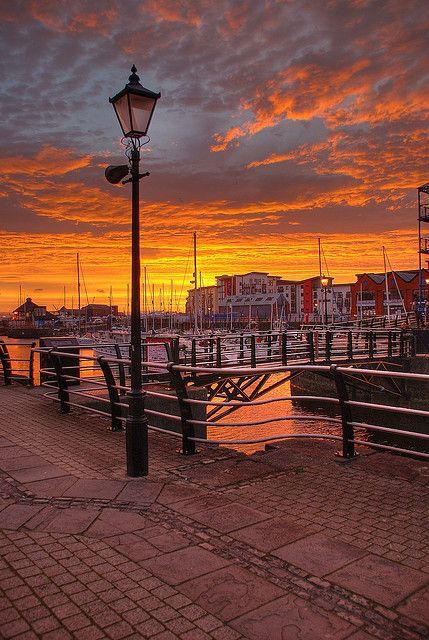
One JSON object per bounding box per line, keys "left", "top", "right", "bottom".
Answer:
{"left": 148, "top": 530, "right": 191, "bottom": 553}
{"left": 188, "top": 502, "right": 269, "bottom": 533}
{"left": 230, "top": 592, "right": 354, "bottom": 639}
{"left": 178, "top": 564, "right": 284, "bottom": 621}
{"left": 168, "top": 493, "right": 229, "bottom": 515}
{"left": 141, "top": 545, "right": 231, "bottom": 585}
{"left": 7, "top": 464, "right": 67, "bottom": 483}
{"left": 327, "top": 554, "right": 429, "bottom": 607}
{"left": 85, "top": 508, "right": 151, "bottom": 538}
{"left": 230, "top": 516, "right": 312, "bottom": 552}
{"left": 0, "top": 504, "right": 44, "bottom": 529}
{"left": 23, "top": 475, "right": 78, "bottom": 497}
{"left": 61, "top": 479, "right": 126, "bottom": 500}
{"left": 396, "top": 585, "right": 429, "bottom": 625}
{"left": 0, "top": 445, "right": 32, "bottom": 460}
{"left": 115, "top": 480, "right": 164, "bottom": 504}
{"left": 155, "top": 482, "right": 208, "bottom": 506}
{"left": 272, "top": 533, "right": 366, "bottom": 576}
{"left": 0, "top": 454, "right": 48, "bottom": 471}
{"left": 113, "top": 537, "right": 160, "bottom": 562}
{"left": 34, "top": 507, "right": 101, "bottom": 535}
{"left": 181, "top": 458, "right": 274, "bottom": 487}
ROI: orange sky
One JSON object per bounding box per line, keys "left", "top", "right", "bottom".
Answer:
{"left": 0, "top": 0, "right": 428, "bottom": 312}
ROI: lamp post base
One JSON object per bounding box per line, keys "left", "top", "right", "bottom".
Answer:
{"left": 126, "top": 390, "right": 148, "bottom": 477}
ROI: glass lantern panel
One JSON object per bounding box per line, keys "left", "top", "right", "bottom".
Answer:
{"left": 129, "top": 94, "right": 155, "bottom": 135}
{"left": 113, "top": 95, "right": 131, "bottom": 135}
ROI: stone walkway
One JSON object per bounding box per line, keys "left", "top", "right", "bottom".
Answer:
{"left": 0, "top": 385, "right": 428, "bottom": 640}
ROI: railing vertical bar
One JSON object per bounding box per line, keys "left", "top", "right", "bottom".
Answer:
{"left": 330, "top": 364, "right": 356, "bottom": 460}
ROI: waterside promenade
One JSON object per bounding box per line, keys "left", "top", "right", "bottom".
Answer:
{"left": 0, "top": 385, "right": 428, "bottom": 640}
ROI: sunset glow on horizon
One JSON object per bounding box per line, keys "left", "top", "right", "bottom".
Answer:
{"left": 0, "top": 0, "right": 428, "bottom": 312}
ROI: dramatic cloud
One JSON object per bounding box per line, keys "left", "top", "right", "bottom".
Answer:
{"left": 0, "top": 0, "right": 427, "bottom": 310}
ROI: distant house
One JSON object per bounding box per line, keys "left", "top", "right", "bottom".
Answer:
{"left": 11, "top": 298, "right": 56, "bottom": 327}
{"left": 79, "top": 304, "right": 119, "bottom": 319}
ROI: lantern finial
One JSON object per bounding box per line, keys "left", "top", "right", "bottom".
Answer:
{"left": 129, "top": 65, "right": 140, "bottom": 85}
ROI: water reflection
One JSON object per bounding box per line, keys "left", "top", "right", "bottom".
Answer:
{"left": 210, "top": 375, "right": 342, "bottom": 454}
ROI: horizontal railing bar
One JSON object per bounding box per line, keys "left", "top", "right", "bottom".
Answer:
{"left": 48, "top": 396, "right": 113, "bottom": 417}
{"left": 184, "top": 395, "right": 339, "bottom": 407}
{"left": 338, "top": 367, "right": 429, "bottom": 381}
{"left": 145, "top": 409, "right": 181, "bottom": 421}
{"left": 350, "top": 438, "right": 429, "bottom": 459}
{"left": 346, "top": 400, "right": 429, "bottom": 418}
{"left": 349, "top": 422, "right": 429, "bottom": 439}
{"left": 64, "top": 390, "right": 111, "bottom": 403}
{"left": 188, "top": 415, "right": 342, "bottom": 427}
{"left": 188, "top": 433, "right": 344, "bottom": 445}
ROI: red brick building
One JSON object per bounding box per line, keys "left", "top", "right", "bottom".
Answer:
{"left": 351, "top": 270, "right": 429, "bottom": 317}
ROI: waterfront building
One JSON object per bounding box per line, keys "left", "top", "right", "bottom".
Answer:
{"left": 79, "top": 303, "right": 119, "bottom": 319}
{"left": 185, "top": 284, "right": 219, "bottom": 320}
{"left": 11, "top": 298, "right": 56, "bottom": 328}
{"left": 351, "top": 270, "right": 429, "bottom": 318}
{"left": 186, "top": 271, "right": 354, "bottom": 326}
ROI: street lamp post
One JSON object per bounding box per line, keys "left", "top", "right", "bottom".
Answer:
{"left": 320, "top": 276, "right": 329, "bottom": 327}
{"left": 107, "top": 66, "right": 160, "bottom": 477}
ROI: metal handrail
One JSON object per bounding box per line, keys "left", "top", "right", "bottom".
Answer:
{"left": 35, "top": 346, "right": 429, "bottom": 463}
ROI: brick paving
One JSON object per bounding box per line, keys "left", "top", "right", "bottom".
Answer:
{"left": 0, "top": 384, "right": 428, "bottom": 639}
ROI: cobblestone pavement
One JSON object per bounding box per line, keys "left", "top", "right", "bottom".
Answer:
{"left": 0, "top": 385, "right": 428, "bottom": 640}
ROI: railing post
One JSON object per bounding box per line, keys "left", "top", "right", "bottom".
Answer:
{"left": 250, "top": 335, "right": 256, "bottom": 368}
{"left": 281, "top": 332, "right": 288, "bottom": 365}
{"left": 209, "top": 338, "right": 215, "bottom": 365}
{"left": 98, "top": 357, "right": 123, "bottom": 431}
{"left": 347, "top": 331, "right": 353, "bottom": 361}
{"left": 28, "top": 342, "right": 36, "bottom": 386}
{"left": 167, "top": 363, "right": 196, "bottom": 455}
{"left": 325, "top": 331, "right": 332, "bottom": 363}
{"left": 307, "top": 332, "right": 315, "bottom": 364}
{"left": 330, "top": 364, "right": 356, "bottom": 460}
{"left": 49, "top": 350, "right": 70, "bottom": 414}
{"left": 368, "top": 331, "right": 374, "bottom": 359}
{"left": 216, "top": 337, "right": 222, "bottom": 368}
{"left": 267, "top": 334, "right": 272, "bottom": 361}
{"left": 191, "top": 339, "right": 197, "bottom": 367}
{"left": 399, "top": 330, "right": 405, "bottom": 357}
{"left": 387, "top": 331, "right": 393, "bottom": 359}
{"left": 114, "top": 344, "right": 126, "bottom": 395}
{"left": 239, "top": 334, "right": 244, "bottom": 364}
{"left": 410, "top": 332, "right": 417, "bottom": 357}
{"left": 0, "top": 340, "right": 12, "bottom": 385}
{"left": 165, "top": 339, "right": 180, "bottom": 365}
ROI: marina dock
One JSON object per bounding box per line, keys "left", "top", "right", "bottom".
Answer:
{"left": 0, "top": 383, "right": 428, "bottom": 639}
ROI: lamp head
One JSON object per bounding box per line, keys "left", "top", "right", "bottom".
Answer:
{"left": 109, "top": 65, "right": 160, "bottom": 138}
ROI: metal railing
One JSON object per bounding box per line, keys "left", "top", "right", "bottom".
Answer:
{"left": 35, "top": 347, "right": 429, "bottom": 465}
{"left": 186, "top": 329, "right": 414, "bottom": 368}
{"left": 300, "top": 311, "right": 416, "bottom": 331}
{"left": 0, "top": 340, "right": 35, "bottom": 386}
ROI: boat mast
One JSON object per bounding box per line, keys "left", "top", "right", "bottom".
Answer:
{"left": 170, "top": 279, "right": 173, "bottom": 330}
{"left": 127, "top": 283, "right": 130, "bottom": 327}
{"left": 383, "top": 246, "right": 390, "bottom": 320}
{"left": 193, "top": 231, "right": 198, "bottom": 333}
{"left": 109, "top": 285, "right": 112, "bottom": 331}
{"left": 77, "top": 253, "right": 81, "bottom": 335}
{"left": 144, "top": 267, "right": 147, "bottom": 333}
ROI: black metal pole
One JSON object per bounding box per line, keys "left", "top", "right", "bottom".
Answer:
{"left": 126, "top": 145, "right": 148, "bottom": 477}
